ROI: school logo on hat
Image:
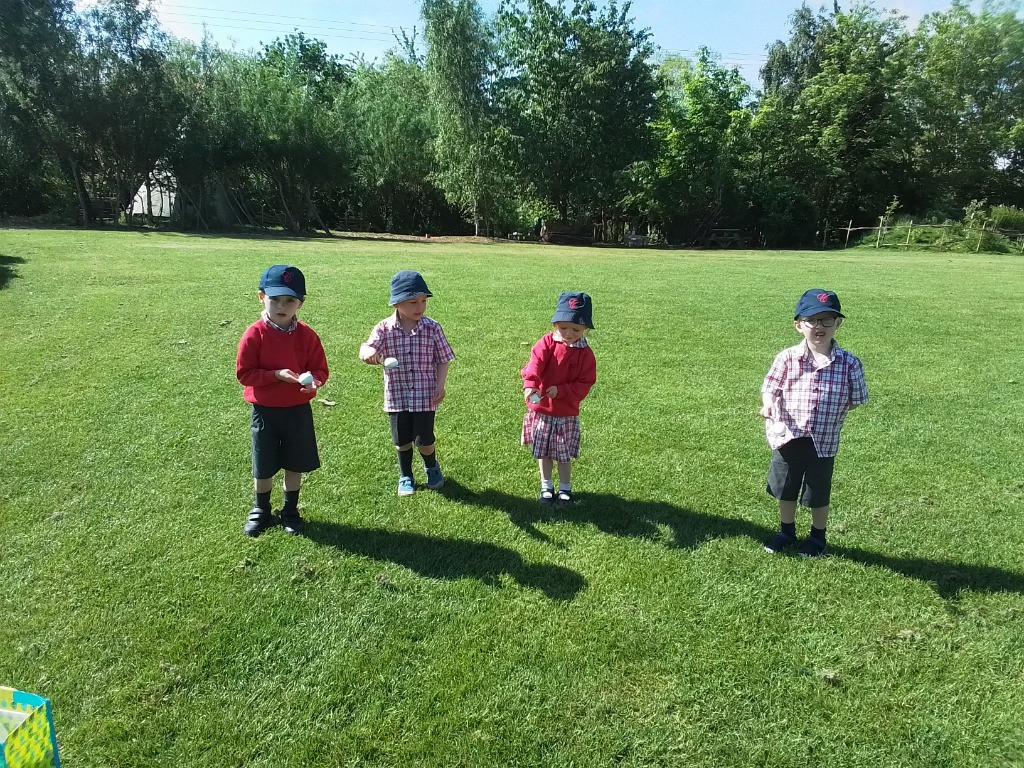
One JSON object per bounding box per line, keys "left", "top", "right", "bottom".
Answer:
{"left": 552, "top": 291, "right": 594, "bottom": 328}
{"left": 259, "top": 265, "right": 306, "bottom": 299}
{"left": 794, "top": 288, "right": 844, "bottom": 319}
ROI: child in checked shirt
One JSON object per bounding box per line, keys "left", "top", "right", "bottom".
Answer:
{"left": 760, "top": 289, "right": 868, "bottom": 558}
{"left": 359, "top": 270, "right": 455, "bottom": 496}
{"left": 521, "top": 291, "right": 597, "bottom": 505}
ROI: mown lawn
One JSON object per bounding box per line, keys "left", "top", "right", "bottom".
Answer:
{"left": 1, "top": 229, "right": 1022, "bottom": 767}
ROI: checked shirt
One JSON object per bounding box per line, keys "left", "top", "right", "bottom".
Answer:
{"left": 762, "top": 340, "right": 868, "bottom": 457}
{"left": 366, "top": 314, "right": 455, "bottom": 412}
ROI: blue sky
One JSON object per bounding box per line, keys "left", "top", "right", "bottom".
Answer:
{"left": 93, "top": 0, "right": 977, "bottom": 86}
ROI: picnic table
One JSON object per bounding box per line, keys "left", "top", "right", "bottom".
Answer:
{"left": 706, "top": 228, "right": 746, "bottom": 248}
{"left": 626, "top": 231, "right": 649, "bottom": 247}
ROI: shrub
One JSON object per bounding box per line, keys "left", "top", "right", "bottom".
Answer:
{"left": 990, "top": 205, "right": 1024, "bottom": 233}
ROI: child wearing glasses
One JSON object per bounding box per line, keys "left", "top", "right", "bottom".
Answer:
{"left": 760, "top": 289, "right": 868, "bottom": 557}
{"left": 521, "top": 291, "right": 597, "bottom": 505}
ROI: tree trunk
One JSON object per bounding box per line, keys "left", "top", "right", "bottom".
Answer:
{"left": 68, "top": 158, "right": 93, "bottom": 228}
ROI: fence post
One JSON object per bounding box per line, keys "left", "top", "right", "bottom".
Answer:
{"left": 976, "top": 221, "right": 986, "bottom": 253}
{"left": 823, "top": 220, "right": 829, "bottom": 247}
{"left": 905, "top": 220, "right": 913, "bottom": 246}
{"left": 845, "top": 220, "right": 853, "bottom": 248}
{"left": 875, "top": 216, "right": 884, "bottom": 248}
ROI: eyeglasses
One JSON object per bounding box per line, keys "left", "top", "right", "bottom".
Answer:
{"left": 799, "top": 317, "right": 838, "bottom": 328}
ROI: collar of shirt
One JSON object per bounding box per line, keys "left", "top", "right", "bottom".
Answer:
{"left": 262, "top": 311, "right": 298, "bottom": 334}
{"left": 799, "top": 339, "right": 839, "bottom": 364}
{"left": 554, "top": 335, "right": 589, "bottom": 349}
{"left": 386, "top": 313, "right": 424, "bottom": 334}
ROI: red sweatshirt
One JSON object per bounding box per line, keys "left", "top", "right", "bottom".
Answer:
{"left": 521, "top": 333, "right": 597, "bottom": 417}
{"left": 236, "top": 319, "right": 329, "bottom": 407}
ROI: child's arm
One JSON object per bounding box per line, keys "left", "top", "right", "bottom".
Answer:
{"left": 236, "top": 327, "right": 283, "bottom": 387}
{"left": 760, "top": 353, "right": 788, "bottom": 417}
{"left": 359, "top": 342, "right": 382, "bottom": 364}
{"left": 521, "top": 336, "right": 550, "bottom": 398}
{"left": 432, "top": 361, "right": 450, "bottom": 406}
{"left": 305, "top": 331, "right": 329, "bottom": 390}
{"left": 552, "top": 347, "right": 597, "bottom": 402}
{"left": 848, "top": 355, "right": 868, "bottom": 410}
{"left": 360, "top": 323, "right": 384, "bottom": 364}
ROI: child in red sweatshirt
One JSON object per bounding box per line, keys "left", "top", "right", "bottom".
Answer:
{"left": 521, "top": 291, "right": 597, "bottom": 505}
{"left": 236, "top": 265, "right": 329, "bottom": 537}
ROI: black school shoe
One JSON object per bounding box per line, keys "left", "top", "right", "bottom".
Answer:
{"left": 539, "top": 489, "right": 555, "bottom": 505}
{"left": 798, "top": 536, "right": 827, "bottom": 558}
{"left": 243, "top": 508, "right": 277, "bottom": 537}
{"left": 555, "top": 489, "right": 573, "bottom": 506}
{"left": 763, "top": 531, "right": 796, "bottom": 554}
{"left": 280, "top": 509, "right": 305, "bottom": 535}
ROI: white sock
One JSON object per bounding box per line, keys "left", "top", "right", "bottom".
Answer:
{"left": 541, "top": 479, "right": 554, "bottom": 491}
{"left": 558, "top": 483, "right": 571, "bottom": 492}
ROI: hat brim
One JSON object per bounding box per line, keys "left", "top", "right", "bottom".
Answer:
{"left": 551, "top": 311, "right": 594, "bottom": 329}
{"left": 263, "top": 286, "right": 304, "bottom": 299}
{"left": 794, "top": 310, "right": 844, "bottom": 319}
{"left": 390, "top": 290, "right": 432, "bottom": 305}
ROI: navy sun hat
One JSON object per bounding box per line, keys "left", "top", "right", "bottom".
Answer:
{"left": 794, "top": 289, "right": 844, "bottom": 319}
{"left": 551, "top": 291, "right": 594, "bottom": 329}
{"left": 389, "top": 270, "right": 433, "bottom": 305}
{"left": 259, "top": 265, "right": 306, "bottom": 299}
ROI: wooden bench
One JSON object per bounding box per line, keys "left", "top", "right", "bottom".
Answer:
{"left": 626, "top": 232, "right": 648, "bottom": 247}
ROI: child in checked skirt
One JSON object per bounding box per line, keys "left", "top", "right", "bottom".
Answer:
{"left": 521, "top": 291, "right": 597, "bottom": 505}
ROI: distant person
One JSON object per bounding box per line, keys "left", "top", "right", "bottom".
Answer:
{"left": 533, "top": 217, "right": 543, "bottom": 239}
{"left": 521, "top": 292, "right": 597, "bottom": 505}
{"left": 760, "top": 289, "right": 868, "bottom": 557}
{"left": 236, "top": 265, "right": 328, "bottom": 536}
{"left": 359, "top": 270, "right": 455, "bottom": 496}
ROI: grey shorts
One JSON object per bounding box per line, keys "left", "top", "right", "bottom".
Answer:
{"left": 389, "top": 411, "right": 436, "bottom": 448}
{"left": 251, "top": 403, "right": 320, "bottom": 478}
{"left": 766, "top": 437, "right": 835, "bottom": 508}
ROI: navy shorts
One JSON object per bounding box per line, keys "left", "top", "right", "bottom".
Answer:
{"left": 766, "top": 437, "right": 835, "bottom": 508}
{"left": 389, "top": 411, "right": 436, "bottom": 448}
{"left": 251, "top": 403, "right": 320, "bottom": 478}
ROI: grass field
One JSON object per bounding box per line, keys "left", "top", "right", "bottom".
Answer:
{"left": 1, "top": 229, "right": 1023, "bottom": 767}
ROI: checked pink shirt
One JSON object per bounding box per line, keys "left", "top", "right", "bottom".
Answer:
{"left": 762, "top": 340, "right": 868, "bottom": 457}
{"left": 366, "top": 314, "right": 455, "bottom": 412}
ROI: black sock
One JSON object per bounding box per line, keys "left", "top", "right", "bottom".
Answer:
{"left": 397, "top": 448, "right": 414, "bottom": 477}
{"left": 422, "top": 452, "right": 437, "bottom": 469}
{"left": 256, "top": 490, "right": 272, "bottom": 512}
{"left": 781, "top": 521, "right": 796, "bottom": 539}
{"left": 282, "top": 489, "right": 299, "bottom": 513}
{"left": 809, "top": 525, "right": 826, "bottom": 542}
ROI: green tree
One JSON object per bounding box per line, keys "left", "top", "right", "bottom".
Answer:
{"left": 627, "top": 50, "right": 751, "bottom": 244}
{"left": 350, "top": 53, "right": 457, "bottom": 233}
{"left": 751, "top": 3, "right": 915, "bottom": 245}
{"left": 423, "top": 0, "right": 507, "bottom": 235}
{"left": 78, "top": 0, "right": 189, "bottom": 220}
{"left": 494, "top": 0, "right": 657, "bottom": 226}
{"left": 0, "top": 0, "right": 93, "bottom": 222}
{"left": 908, "top": 1, "right": 1024, "bottom": 215}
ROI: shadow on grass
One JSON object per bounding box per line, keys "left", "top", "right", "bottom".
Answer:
{"left": 0, "top": 254, "right": 25, "bottom": 290}
{"left": 305, "top": 521, "right": 586, "bottom": 601}
{"left": 439, "top": 480, "right": 1024, "bottom": 601}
